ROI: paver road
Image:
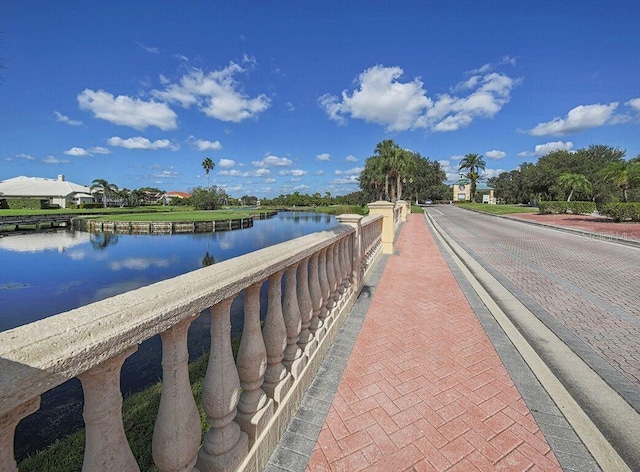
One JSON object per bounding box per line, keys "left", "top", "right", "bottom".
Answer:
{"left": 426, "top": 205, "right": 640, "bottom": 412}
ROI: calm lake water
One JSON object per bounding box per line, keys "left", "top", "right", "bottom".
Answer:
{"left": 0, "top": 211, "right": 336, "bottom": 459}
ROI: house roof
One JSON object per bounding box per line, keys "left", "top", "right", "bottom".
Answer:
{"left": 164, "top": 191, "right": 190, "bottom": 198}
{"left": 451, "top": 178, "right": 494, "bottom": 190}
{"left": 0, "top": 176, "right": 91, "bottom": 198}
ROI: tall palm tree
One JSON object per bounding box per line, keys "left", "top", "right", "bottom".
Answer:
{"left": 557, "top": 173, "right": 592, "bottom": 202}
{"left": 600, "top": 161, "right": 640, "bottom": 202}
{"left": 90, "top": 179, "right": 119, "bottom": 208}
{"left": 202, "top": 157, "right": 215, "bottom": 187}
{"left": 374, "top": 139, "right": 399, "bottom": 200}
{"left": 458, "top": 153, "right": 486, "bottom": 202}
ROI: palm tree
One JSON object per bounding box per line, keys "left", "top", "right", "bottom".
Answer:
{"left": 90, "top": 179, "right": 119, "bottom": 208}
{"left": 557, "top": 173, "right": 592, "bottom": 202}
{"left": 458, "top": 153, "right": 486, "bottom": 202}
{"left": 374, "top": 139, "right": 399, "bottom": 200}
{"left": 600, "top": 161, "right": 640, "bottom": 202}
{"left": 202, "top": 157, "right": 215, "bottom": 187}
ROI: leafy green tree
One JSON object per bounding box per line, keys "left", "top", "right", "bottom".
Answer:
{"left": 600, "top": 160, "right": 640, "bottom": 202}
{"left": 190, "top": 186, "right": 220, "bottom": 210}
{"left": 557, "top": 173, "right": 592, "bottom": 202}
{"left": 90, "top": 179, "right": 119, "bottom": 208}
{"left": 458, "top": 153, "right": 486, "bottom": 202}
{"left": 202, "top": 157, "right": 215, "bottom": 187}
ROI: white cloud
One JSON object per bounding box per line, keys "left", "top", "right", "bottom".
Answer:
{"left": 320, "top": 65, "right": 518, "bottom": 132}
{"left": 43, "top": 155, "right": 69, "bottom": 164}
{"left": 333, "top": 175, "right": 359, "bottom": 185}
{"left": 136, "top": 42, "right": 160, "bottom": 54}
{"left": 252, "top": 155, "right": 293, "bottom": 167}
{"left": 152, "top": 62, "right": 270, "bottom": 122}
{"left": 191, "top": 138, "right": 222, "bottom": 151}
{"left": 345, "top": 155, "right": 358, "bottom": 162}
{"left": 64, "top": 147, "right": 91, "bottom": 157}
{"left": 527, "top": 103, "right": 619, "bottom": 136}
{"left": 449, "top": 155, "right": 464, "bottom": 161}
{"left": 335, "top": 166, "right": 363, "bottom": 176}
{"left": 78, "top": 89, "right": 177, "bottom": 130}
{"left": 89, "top": 146, "right": 111, "bottom": 155}
{"left": 107, "top": 136, "right": 180, "bottom": 150}
{"left": 265, "top": 178, "right": 276, "bottom": 183}
{"left": 219, "top": 158, "right": 235, "bottom": 168}
{"left": 54, "top": 111, "right": 83, "bottom": 126}
{"left": 315, "top": 170, "right": 324, "bottom": 176}
{"left": 518, "top": 141, "right": 574, "bottom": 157}
{"left": 627, "top": 97, "right": 640, "bottom": 113}
{"left": 485, "top": 150, "right": 506, "bottom": 160}
{"left": 320, "top": 65, "right": 432, "bottom": 131}
{"left": 316, "top": 153, "right": 331, "bottom": 161}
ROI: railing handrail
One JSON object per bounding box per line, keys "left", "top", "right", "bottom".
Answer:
{"left": 0, "top": 225, "right": 354, "bottom": 417}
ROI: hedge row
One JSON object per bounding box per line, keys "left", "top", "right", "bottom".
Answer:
{"left": 597, "top": 202, "right": 640, "bottom": 222}
{"left": 1, "top": 198, "right": 46, "bottom": 210}
{"left": 538, "top": 201, "right": 596, "bottom": 215}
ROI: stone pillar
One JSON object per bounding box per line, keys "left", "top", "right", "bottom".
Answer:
{"left": 79, "top": 346, "right": 139, "bottom": 472}
{"left": 368, "top": 201, "right": 395, "bottom": 254}
{"left": 397, "top": 200, "right": 409, "bottom": 222}
{"left": 153, "top": 317, "right": 201, "bottom": 472}
{"left": 0, "top": 397, "right": 40, "bottom": 472}
{"left": 197, "top": 298, "right": 248, "bottom": 472}
{"left": 336, "top": 214, "right": 363, "bottom": 292}
{"left": 236, "top": 283, "right": 274, "bottom": 446}
{"left": 308, "top": 252, "right": 323, "bottom": 340}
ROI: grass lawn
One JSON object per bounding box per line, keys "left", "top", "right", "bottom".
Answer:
{"left": 457, "top": 202, "right": 539, "bottom": 215}
{"left": 83, "top": 209, "right": 265, "bottom": 222}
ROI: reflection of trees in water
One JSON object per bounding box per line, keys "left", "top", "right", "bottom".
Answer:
{"left": 202, "top": 251, "right": 215, "bottom": 267}
{"left": 90, "top": 232, "right": 119, "bottom": 250}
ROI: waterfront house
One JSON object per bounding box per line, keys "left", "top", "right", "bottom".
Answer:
{"left": 0, "top": 175, "right": 94, "bottom": 209}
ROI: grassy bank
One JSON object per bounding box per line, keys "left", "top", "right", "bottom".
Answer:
{"left": 83, "top": 209, "right": 268, "bottom": 222}
{"left": 456, "top": 202, "right": 539, "bottom": 215}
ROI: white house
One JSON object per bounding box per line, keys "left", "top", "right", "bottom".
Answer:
{"left": 0, "top": 175, "right": 94, "bottom": 208}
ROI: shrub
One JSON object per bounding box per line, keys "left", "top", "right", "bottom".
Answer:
{"left": 5, "top": 198, "right": 45, "bottom": 210}
{"left": 597, "top": 202, "right": 640, "bottom": 222}
{"left": 538, "top": 201, "right": 595, "bottom": 215}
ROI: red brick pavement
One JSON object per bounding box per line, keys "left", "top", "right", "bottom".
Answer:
{"left": 306, "top": 214, "right": 562, "bottom": 472}
{"left": 508, "top": 213, "right": 640, "bottom": 241}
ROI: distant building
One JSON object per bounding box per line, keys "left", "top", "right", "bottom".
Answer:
{"left": 0, "top": 175, "right": 94, "bottom": 208}
{"left": 162, "top": 191, "right": 191, "bottom": 205}
{"left": 452, "top": 178, "right": 496, "bottom": 204}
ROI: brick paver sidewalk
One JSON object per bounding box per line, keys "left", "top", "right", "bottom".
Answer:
{"left": 306, "top": 214, "right": 562, "bottom": 471}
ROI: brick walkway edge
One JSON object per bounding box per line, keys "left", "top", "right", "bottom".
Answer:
{"left": 306, "top": 214, "right": 562, "bottom": 471}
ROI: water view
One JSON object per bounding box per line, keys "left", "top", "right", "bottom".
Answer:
{"left": 0, "top": 211, "right": 336, "bottom": 459}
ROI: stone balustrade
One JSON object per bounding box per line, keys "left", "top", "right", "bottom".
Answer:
{"left": 0, "top": 211, "right": 394, "bottom": 472}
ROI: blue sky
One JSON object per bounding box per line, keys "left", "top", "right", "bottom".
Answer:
{"left": 2, "top": 1, "right": 639, "bottom": 198}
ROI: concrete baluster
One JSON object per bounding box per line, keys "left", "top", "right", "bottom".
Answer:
{"left": 318, "top": 247, "right": 331, "bottom": 332}
{"left": 282, "top": 263, "right": 306, "bottom": 378}
{"left": 236, "top": 282, "right": 274, "bottom": 446}
{"left": 79, "top": 346, "right": 139, "bottom": 472}
{"left": 308, "top": 252, "right": 323, "bottom": 339}
{"left": 0, "top": 397, "right": 40, "bottom": 472}
{"left": 197, "top": 298, "right": 248, "bottom": 472}
{"left": 325, "top": 244, "right": 337, "bottom": 321}
{"left": 336, "top": 214, "right": 363, "bottom": 291}
{"left": 262, "top": 270, "right": 292, "bottom": 406}
{"left": 296, "top": 256, "right": 316, "bottom": 357}
{"left": 153, "top": 317, "right": 201, "bottom": 472}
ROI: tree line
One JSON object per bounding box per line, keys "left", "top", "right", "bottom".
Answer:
{"left": 358, "top": 140, "right": 449, "bottom": 203}
{"left": 489, "top": 145, "right": 640, "bottom": 204}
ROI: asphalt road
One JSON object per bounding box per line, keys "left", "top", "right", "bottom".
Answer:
{"left": 425, "top": 205, "right": 640, "bottom": 413}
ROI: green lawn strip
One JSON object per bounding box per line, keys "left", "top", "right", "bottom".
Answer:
{"left": 83, "top": 210, "right": 264, "bottom": 222}
{"left": 456, "top": 203, "right": 539, "bottom": 215}
{"left": 20, "top": 337, "right": 241, "bottom": 472}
